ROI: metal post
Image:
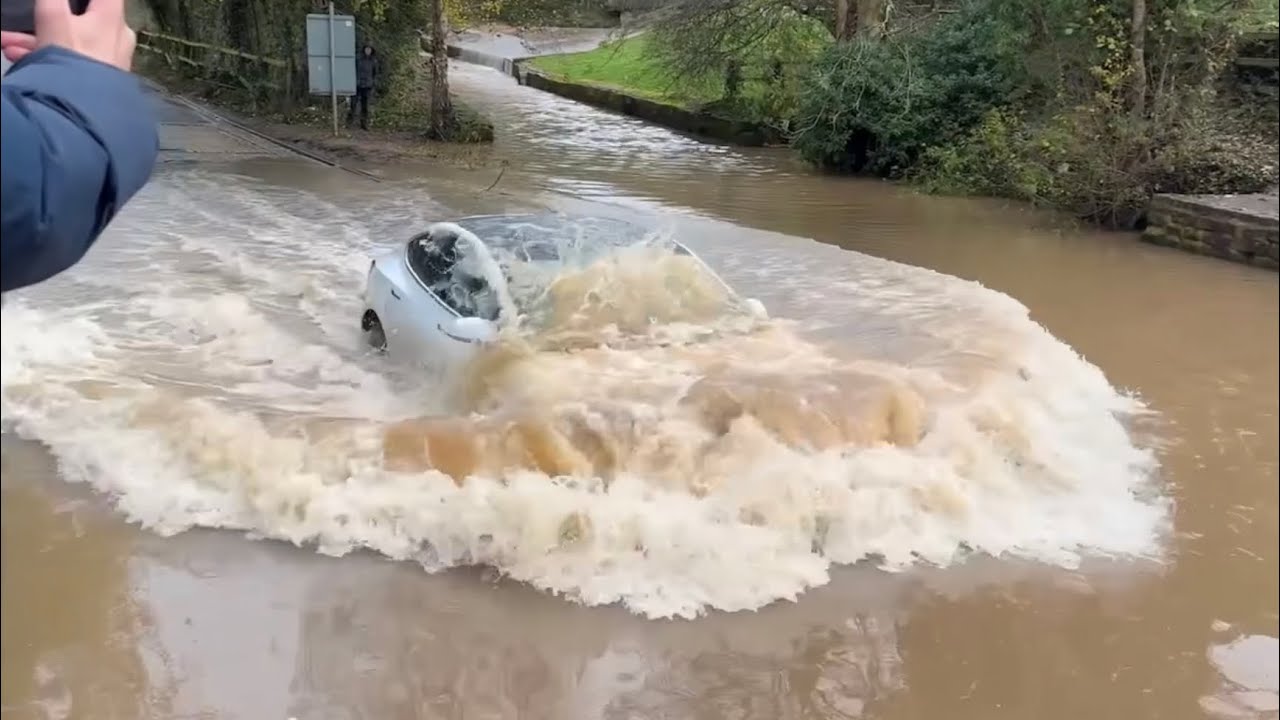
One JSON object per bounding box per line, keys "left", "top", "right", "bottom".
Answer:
{"left": 328, "top": 1, "right": 338, "bottom": 136}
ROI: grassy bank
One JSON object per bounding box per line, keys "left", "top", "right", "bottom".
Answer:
{"left": 529, "top": 35, "right": 720, "bottom": 107}
{"left": 528, "top": 23, "right": 826, "bottom": 127}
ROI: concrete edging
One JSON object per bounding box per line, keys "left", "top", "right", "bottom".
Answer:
{"left": 445, "top": 39, "right": 785, "bottom": 147}
{"left": 1143, "top": 193, "right": 1279, "bottom": 270}
{"left": 510, "top": 62, "right": 785, "bottom": 147}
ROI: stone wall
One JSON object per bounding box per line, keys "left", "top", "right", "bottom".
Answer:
{"left": 447, "top": 45, "right": 516, "bottom": 76}
{"left": 1143, "top": 194, "right": 1279, "bottom": 270}
{"left": 514, "top": 65, "right": 785, "bottom": 147}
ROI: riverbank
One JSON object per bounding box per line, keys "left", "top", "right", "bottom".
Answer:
{"left": 447, "top": 28, "right": 793, "bottom": 146}
{"left": 491, "top": 5, "right": 1279, "bottom": 252}
{"left": 519, "top": 31, "right": 812, "bottom": 146}
{"left": 515, "top": 65, "right": 786, "bottom": 146}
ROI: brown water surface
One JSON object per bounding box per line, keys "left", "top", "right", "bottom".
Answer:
{"left": 1, "top": 62, "right": 1276, "bottom": 720}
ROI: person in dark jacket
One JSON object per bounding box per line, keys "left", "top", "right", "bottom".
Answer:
{"left": 347, "top": 43, "right": 378, "bottom": 130}
{"left": 1, "top": 0, "right": 158, "bottom": 294}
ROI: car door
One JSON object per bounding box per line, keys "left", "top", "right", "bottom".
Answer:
{"left": 380, "top": 237, "right": 431, "bottom": 353}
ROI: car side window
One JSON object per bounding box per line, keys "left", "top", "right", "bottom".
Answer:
{"left": 405, "top": 229, "right": 499, "bottom": 320}
{"left": 406, "top": 231, "right": 445, "bottom": 286}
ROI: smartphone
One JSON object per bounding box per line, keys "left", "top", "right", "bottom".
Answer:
{"left": 1, "top": 0, "right": 91, "bottom": 34}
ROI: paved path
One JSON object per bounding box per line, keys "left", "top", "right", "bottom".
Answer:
{"left": 1181, "top": 192, "right": 1280, "bottom": 221}
{"left": 449, "top": 26, "right": 616, "bottom": 61}
{"left": 145, "top": 86, "right": 304, "bottom": 163}
{"left": 447, "top": 25, "right": 625, "bottom": 74}
{"left": 4, "top": 57, "right": 305, "bottom": 163}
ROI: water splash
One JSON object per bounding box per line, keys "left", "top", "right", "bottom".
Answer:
{"left": 0, "top": 171, "right": 1171, "bottom": 619}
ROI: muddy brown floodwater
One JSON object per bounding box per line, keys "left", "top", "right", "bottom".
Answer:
{"left": 2, "top": 62, "right": 1277, "bottom": 720}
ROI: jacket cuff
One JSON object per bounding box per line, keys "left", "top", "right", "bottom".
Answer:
{"left": 4, "top": 45, "right": 159, "bottom": 199}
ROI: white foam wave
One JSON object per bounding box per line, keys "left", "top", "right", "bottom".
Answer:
{"left": 0, "top": 172, "right": 1171, "bottom": 619}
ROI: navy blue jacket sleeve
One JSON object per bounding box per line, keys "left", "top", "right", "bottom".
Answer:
{"left": 1, "top": 46, "right": 159, "bottom": 293}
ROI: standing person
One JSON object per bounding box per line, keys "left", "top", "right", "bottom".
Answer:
{"left": 1, "top": 0, "right": 158, "bottom": 293}
{"left": 347, "top": 43, "right": 378, "bottom": 130}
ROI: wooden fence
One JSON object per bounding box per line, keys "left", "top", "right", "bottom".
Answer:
{"left": 136, "top": 29, "right": 296, "bottom": 108}
{"left": 1234, "top": 31, "right": 1279, "bottom": 92}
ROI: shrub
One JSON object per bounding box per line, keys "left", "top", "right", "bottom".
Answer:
{"left": 451, "top": 102, "right": 497, "bottom": 143}
{"left": 916, "top": 103, "right": 1278, "bottom": 228}
{"left": 791, "top": 0, "right": 1028, "bottom": 176}
{"left": 910, "top": 0, "right": 1279, "bottom": 227}
{"left": 914, "top": 108, "right": 1051, "bottom": 200}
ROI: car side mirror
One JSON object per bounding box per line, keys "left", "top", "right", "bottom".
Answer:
{"left": 438, "top": 316, "right": 498, "bottom": 345}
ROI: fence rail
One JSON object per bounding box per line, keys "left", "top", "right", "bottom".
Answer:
{"left": 1236, "top": 30, "right": 1279, "bottom": 71}
{"left": 137, "top": 29, "right": 287, "bottom": 68}
{"left": 136, "top": 29, "right": 292, "bottom": 100}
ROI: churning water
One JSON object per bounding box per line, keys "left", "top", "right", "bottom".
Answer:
{"left": 0, "top": 169, "right": 1169, "bottom": 619}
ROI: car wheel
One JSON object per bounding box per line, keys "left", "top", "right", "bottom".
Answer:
{"left": 361, "top": 310, "right": 387, "bottom": 351}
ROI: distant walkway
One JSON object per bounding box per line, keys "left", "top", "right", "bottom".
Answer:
{"left": 144, "top": 85, "right": 302, "bottom": 163}
{"left": 451, "top": 25, "right": 615, "bottom": 59}
{"left": 141, "top": 81, "right": 383, "bottom": 182}
{"left": 447, "top": 25, "right": 621, "bottom": 74}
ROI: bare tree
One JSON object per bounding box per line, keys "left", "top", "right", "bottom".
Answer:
{"left": 835, "top": 0, "right": 851, "bottom": 40}
{"left": 649, "top": 0, "right": 906, "bottom": 78}
{"left": 1129, "top": 0, "right": 1147, "bottom": 118}
{"left": 428, "top": 0, "right": 456, "bottom": 139}
{"left": 860, "top": 0, "right": 885, "bottom": 38}
{"left": 647, "top": 0, "right": 834, "bottom": 83}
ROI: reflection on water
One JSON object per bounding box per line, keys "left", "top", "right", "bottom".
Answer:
{"left": 0, "top": 438, "right": 169, "bottom": 719}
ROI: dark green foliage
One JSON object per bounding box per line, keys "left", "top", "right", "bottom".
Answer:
{"left": 790, "top": 2, "right": 1028, "bottom": 175}
{"left": 791, "top": 0, "right": 1278, "bottom": 226}
{"left": 492, "top": 0, "right": 618, "bottom": 27}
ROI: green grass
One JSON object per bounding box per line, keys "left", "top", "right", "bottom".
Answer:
{"left": 528, "top": 35, "right": 721, "bottom": 108}
{"left": 527, "top": 26, "right": 831, "bottom": 126}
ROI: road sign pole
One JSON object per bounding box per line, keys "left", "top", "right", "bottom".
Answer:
{"left": 328, "top": 1, "right": 338, "bottom": 136}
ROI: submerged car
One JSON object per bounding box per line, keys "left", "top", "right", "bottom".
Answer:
{"left": 361, "top": 213, "right": 756, "bottom": 368}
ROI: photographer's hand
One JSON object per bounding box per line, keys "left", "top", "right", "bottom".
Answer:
{"left": 1, "top": 0, "right": 155, "bottom": 293}
{"left": 1, "top": 0, "right": 135, "bottom": 69}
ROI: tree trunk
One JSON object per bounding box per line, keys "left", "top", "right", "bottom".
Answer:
{"left": 428, "top": 0, "right": 455, "bottom": 140}
{"left": 1129, "top": 0, "right": 1147, "bottom": 118}
{"left": 858, "top": 0, "right": 884, "bottom": 38}
{"left": 834, "top": 0, "right": 853, "bottom": 42}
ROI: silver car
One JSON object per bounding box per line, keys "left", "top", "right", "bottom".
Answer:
{"left": 360, "top": 212, "right": 749, "bottom": 369}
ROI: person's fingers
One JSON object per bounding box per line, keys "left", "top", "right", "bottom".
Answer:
{"left": 33, "top": 0, "right": 72, "bottom": 46}
{"left": 0, "top": 31, "right": 38, "bottom": 50}
{"left": 2, "top": 45, "right": 33, "bottom": 62}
